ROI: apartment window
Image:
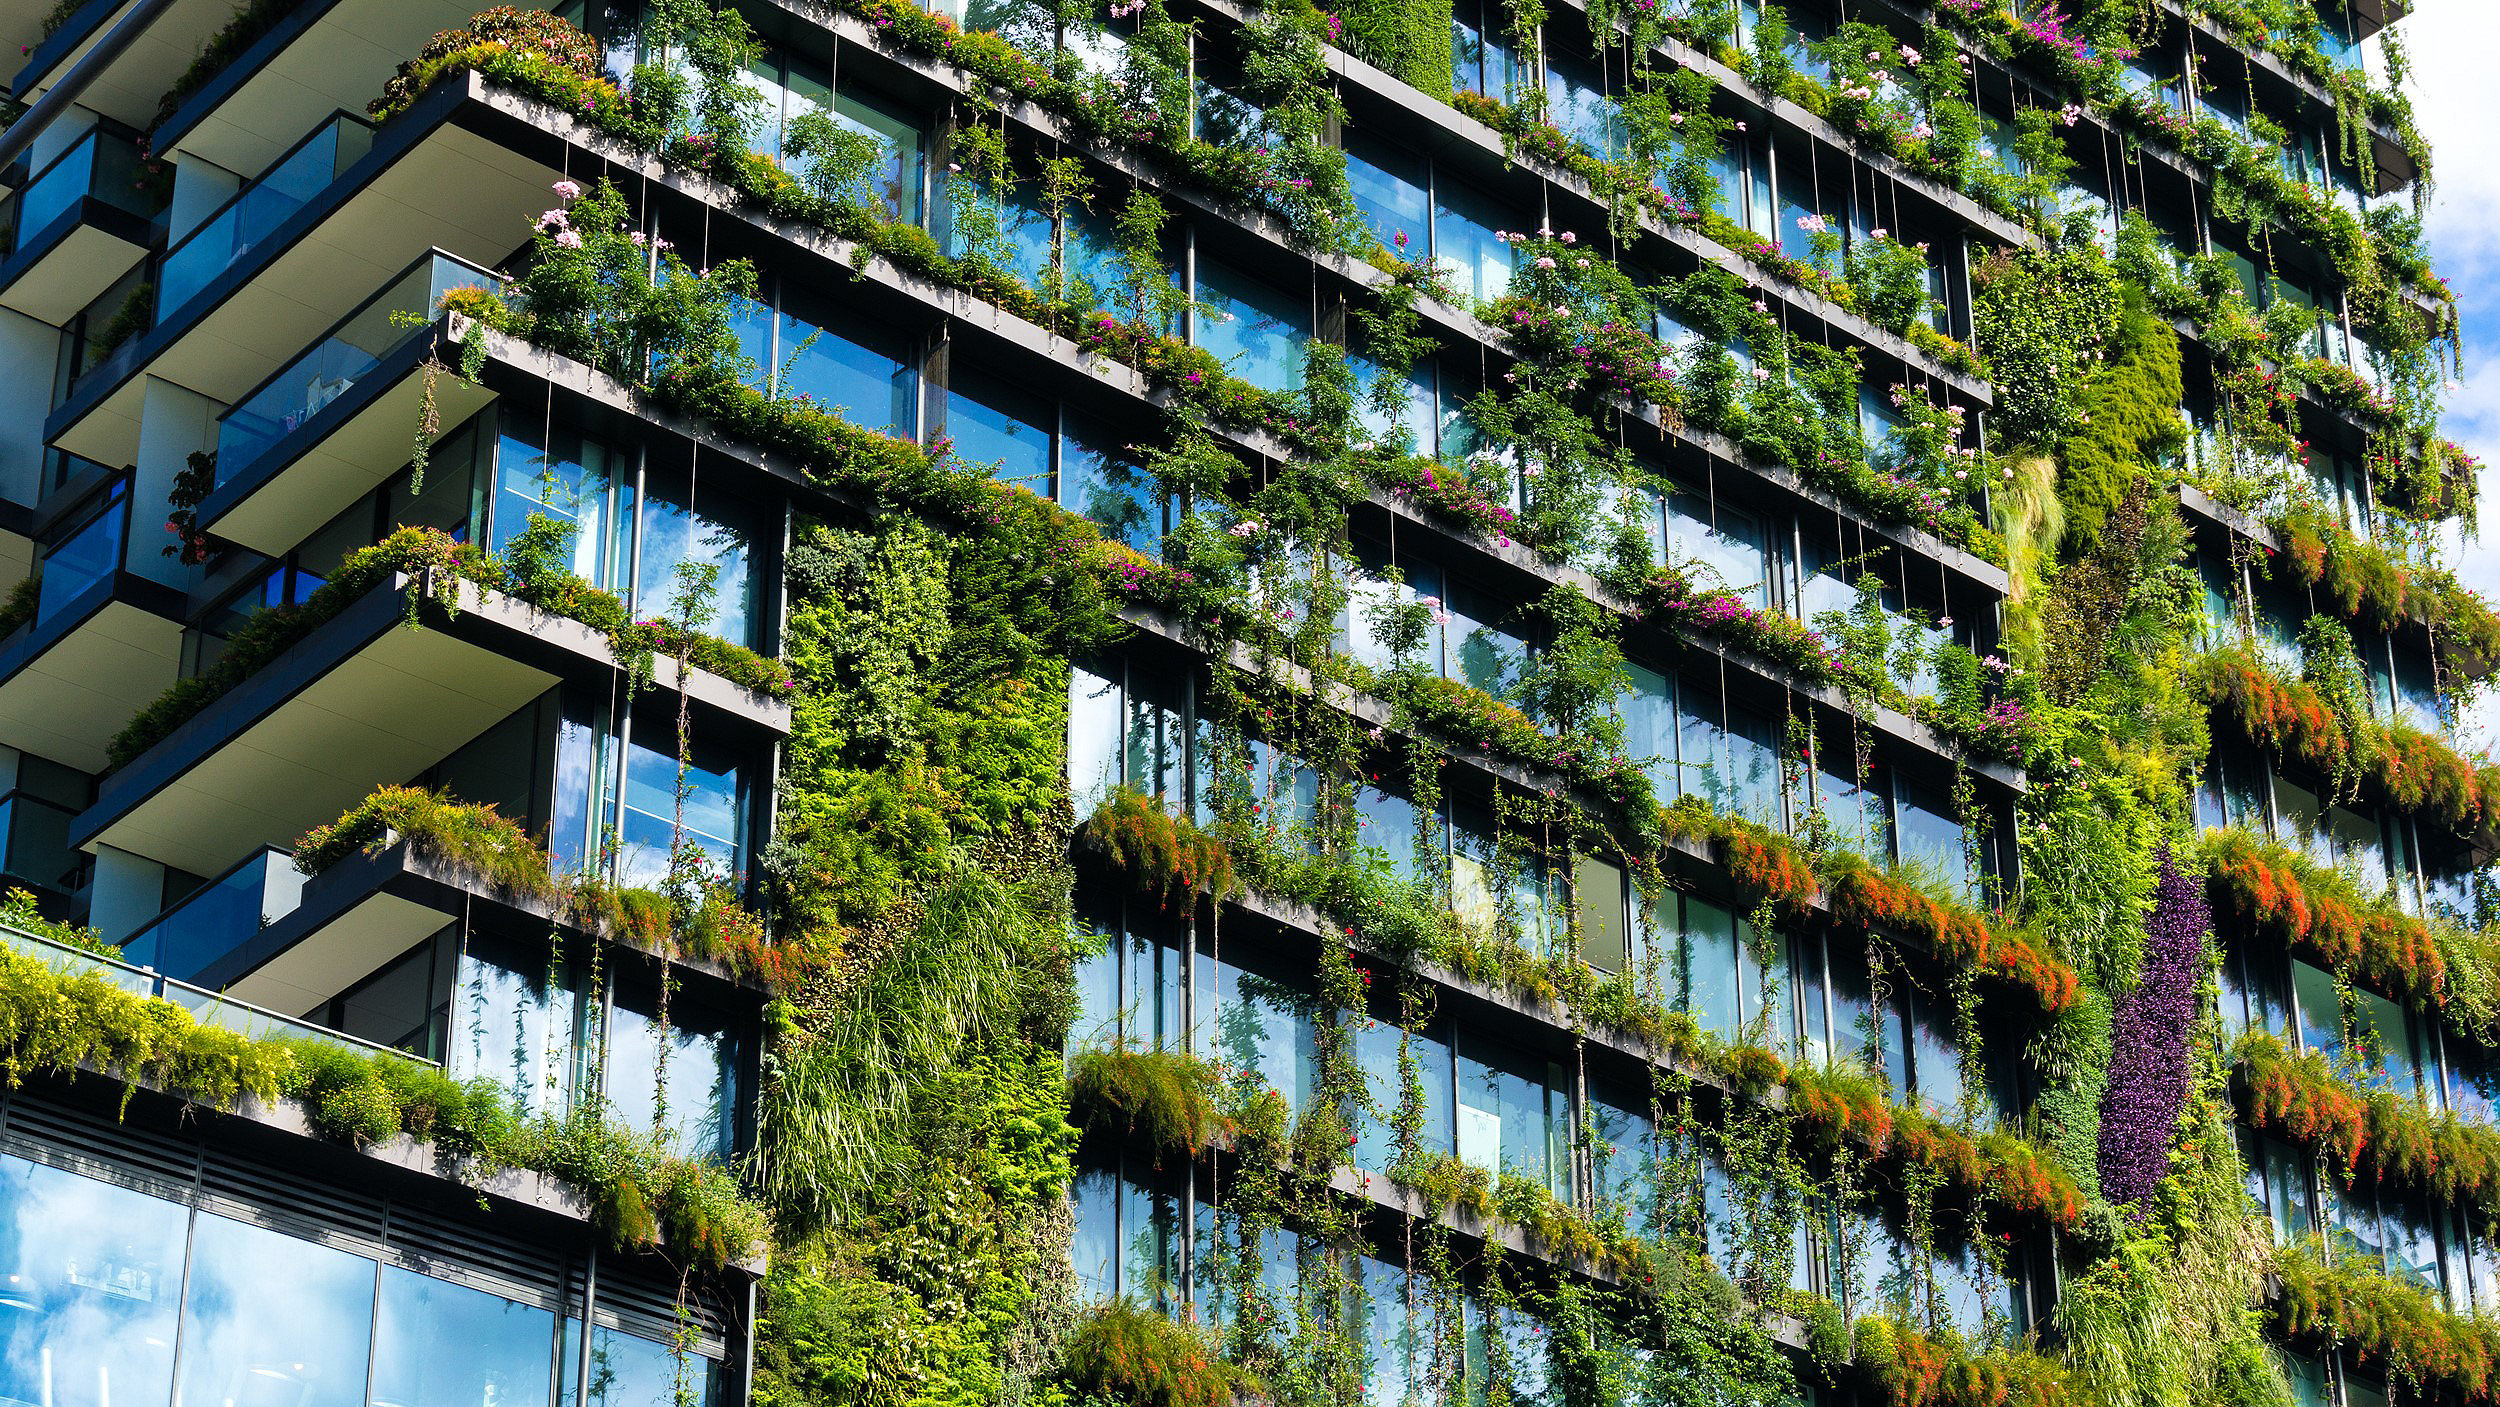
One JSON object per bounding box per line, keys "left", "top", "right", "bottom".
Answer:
{"left": 446, "top": 929, "right": 745, "bottom": 1160}
{"left": 1193, "top": 255, "right": 1309, "bottom": 395}
{"left": 1070, "top": 1158, "right": 1183, "bottom": 1306}
{"left": 1070, "top": 889, "right": 1187, "bottom": 1051}
{"left": 490, "top": 420, "right": 764, "bottom": 647}
{"left": 773, "top": 289, "right": 918, "bottom": 436}
{"left": 1679, "top": 675, "right": 1785, "bottom": 827}
{"left": 942, "top": 362, "right": 1054, "bottom": 494}
{"left": 1195, "top": 946, "right": 1321, "bottom": 1115}
{"left": 541, "top": 685, "right": 753, "bottom": 886}
{"left": 1588, "top": 1075, "right": 1658, "bottom": 1223}
{"left": 1455, "top": 1028, "right": 1573, "bottom": 1200}
{"left": 1451, "top": 0, "right": 1520, "bottom": 99}
{"left": 1663, "top": 483, "right": 1773, "bottom": 609}
{"left": 2239, "top": 1125, "right": 2317, "bottom": 1243}
{"left": 0, "top": 1151, "right": 707, "bottom": 1407}
{"left": 1066, "top": 656, "right": 1193, "bottom": 817}
{"left": 1545, "top": 52, "right": 1628, "bottom": 159}
{"left": 1432, "top": 172, "right": 1520, "bottom": 304}
{"left": 1346, "top": 128, "right": 1431, "bottom": 254}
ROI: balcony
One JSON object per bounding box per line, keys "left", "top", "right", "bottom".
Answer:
{"left": 0, "top": 481, "right": 182, "bottom": 772}
{"left": 154, "top": 112, "right": 374, "bottom": 323}
{"left": 72, "top": 572, "right": 790, "bottom": 880}
{"left": 0, "top": 790, "right": 88, "bottom": 901}
{"left": 8, "top": 0, "right": 241, "bottom": 131}
{"left": 198, "top": 250, "right": 498, "bottom": 556}
{"left": 0, "top": 125, "right": 161, "bottom": 324}
{"left": 47, "top": 78, "right": 572, "bottom": 472}
{"left": 149, "top": 0, "right": 504, "bottom": 179}
{"left": 0, "top": 912, "right": 426, "bottom": 1064}
{"left": 118, "top": 845, "right": 306, "bottom": 985}
{"left": 192, "top": 835, "right": 767, "bottom": 1044}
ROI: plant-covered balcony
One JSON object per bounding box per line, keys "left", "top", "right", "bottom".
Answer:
{"left": 0, "top": 476, "right": 183, "bottom": 773}
{"left": 190, "top": 248, "right": 499, "bottom": 555}
{"left": 70, "top": 526, "right": 789, "bottom": 883}
{"left": 8, "top": 0, "right": 245, "bottom": 133}
{"left": 0, "top": 123, "right": 163, "bottom": 325}
{"left": 45, "top": 83, "right": 571, "bottom": 473}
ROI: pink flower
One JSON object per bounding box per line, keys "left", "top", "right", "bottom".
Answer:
{"left": 552, "top": 179, "right": 582, "bottom": 200}
{"left": 554, "top": 229, "right": 584, "bottom": 249}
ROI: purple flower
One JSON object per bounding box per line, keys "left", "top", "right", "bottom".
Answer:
{"left": 2097, "top": 847, "right": 2210, "bottom": 1205}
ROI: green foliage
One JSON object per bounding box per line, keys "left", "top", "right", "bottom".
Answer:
{"left": 1058, "top": 1300, "right": 1242, "bottom": 1407}
{"left": 1066, "top": 1045, "right": 1228, "bottom": 1153}
{"left": 2052, "top": 291, "right": 2184, "bottom": 553}
{"left": 0, "top": 938, "right": 761, "bottom": 1266}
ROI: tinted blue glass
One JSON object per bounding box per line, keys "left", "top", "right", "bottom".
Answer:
{"left": 371, "top": 1266, "right": 554, "bottom": 1407}
{"left": 603, "top": 992, "right": 734, "bottom": 1159}
{"left": 638, "top": 482, "right": 757, "bottom": 648}
{"left": 561, "top": 1321, "right": 716, "bottom": 1407}
{"left": 177, "top": 1213, "right": 375, "bottom": 1407}
{"left": 1194, "top": 257, "right": 1306, "bottom": 394}
{"left": 449, "top": 947, "right": 578, "bottom": 1117}
{"left": 492, "top": 425, "right": 632, "bottom": 591}
{"left": 1062, "top": 412, "right": 1162, "bottom": 554}
{"left": 618, "top": 727, "right": 742, "bottom": 886}
{"left": 777, "top": 314, "right": 914, "bottom": 436}
{"left": 0, "top": 1155, "right": 184, "bottom": 1407}
{"left": 946, "top": 366, "right": 1053, "bottom": 494}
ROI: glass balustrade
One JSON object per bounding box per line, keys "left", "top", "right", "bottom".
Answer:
{"left": 154, "top": 112, "right": 375, "bottom": 324}
{"left": 0, "top": 792, "right": 84, "bottom": 893}
{"left": 118, "top": 846, "right": 306, "bottom": 984}
{"left": 31, "top": 487, "right": 126, "bottom": 627}
{"left": 2, "top": 126, "right": 158, "bottom": 259}
{"left": 0, "top": 917, "right": 413, "bottom": 1063}
{"left": 215, "top": 250, "right": 498, "bottom": 480}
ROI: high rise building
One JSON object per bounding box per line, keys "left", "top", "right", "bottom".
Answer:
{"left": 0, "top": 0, "right": 2473, "bottom": 1404}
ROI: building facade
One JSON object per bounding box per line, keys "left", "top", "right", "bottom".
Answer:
{"left": 0, "top": 0, "right": 2474, "bottom": 1404}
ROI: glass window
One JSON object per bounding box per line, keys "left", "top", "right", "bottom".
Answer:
{"left": 1345, "top": 129, "right": 1429, "bottom": 255}
{"left": 1196, "top": 952, "right": 1316, "bottom": 1114}
{"left": 1061, "top": 409, "right": 1163, "bottom": 555}
{"left": 177, "top": 1213, "right": 376, "bottom": 1407}
{"left": 0, "top": 1156, "right": 186, "bottom": 1407}
{"left": 372, "top": 1266, "right": 555, "bottom": 1407}
{"left": 1666, "top": 488, "right": 1770, "bottom": 607}
{"left": 602, "top": 986, "right": 737, "bottom": 1159}
{"left": 561, "top": 1320, "right": 717, "bottom": 1407}
{"left": 616, "top": 723, "right": 744, "bottom": 889}
{"left": 830, "top": 87, "right": 927, "bottom": 226}
{"left": 1620, "top": 661, "right": 1679, "bottom": 802}
{"left": 945, "top": 364, "right": 1053, "bottom": 495}
{"left": 638, "top": 473, "right": 759, "bottom": 648}
{"left": 777, "top": 309, "right": 916, "bottom": 437}
{"left": 1589, "top": 1078, "right": 1655, "bottom": 1223}
{"left": 1068, "top": 664, "right": 1122, "bottom": 816}
{"left": 448, "top": 939, "right": 580, "bottom": 1118}
{"left": 1193, "top": 257, "right": 1308, "bottom": 395}
{"left": 2293, "top": 958, "right": 2342, "bottom": 1058}
{"left": 493, "top": 422, "right": 632, "bottom": 592}
{"left": 1432, "top": 175, "right": 1517, "bottom": 305}
{"left": 1894, "top": 777, "right": 1972, "bottom": 901}
{"left": 1455, "top": 1028, "right": 1568, "bottom": 1199}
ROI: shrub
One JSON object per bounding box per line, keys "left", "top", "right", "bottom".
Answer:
{"left": 1058, "top": 1300, "right": 1240, "bottom": 1407}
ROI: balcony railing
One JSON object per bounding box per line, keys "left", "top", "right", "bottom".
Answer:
{"left": 0, "top": 792, "right": 86, "bottom": 896}
{"left": 154, "top": 111, "right": 374, "bottom": 326}
{"left": 214, "top": 250, "right": 499, "bottom": 480}
{"left": 0, "top": 126, "right": 158, "bottom": 258}
{"left": 118, "top": 845, "right": 306, "bottom": 984}
{"left": 0, "top": 914, "right": 424, "bottom": 1066}
{"left": 30, "top": 484, "right": 126, "bottom": 627}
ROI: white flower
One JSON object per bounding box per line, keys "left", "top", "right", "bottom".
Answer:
{"left": 1560, "top": 230, "right": 1577, "bottom": 244}
{"left": 552, "top": 179, "right": 582, "bottom": 200}
{"left": 1870, "top": 227, "right": 1889, "bottom": 239}
{"left": 628, "top": 231, "right": 647, "bottom": 246}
